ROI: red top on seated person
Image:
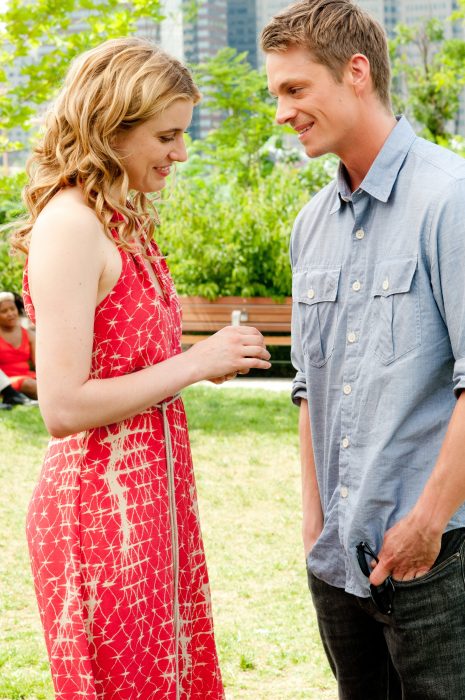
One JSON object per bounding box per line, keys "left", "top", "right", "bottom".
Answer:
{"left": 0, "top": 291, "right": 37, "bottom": 398}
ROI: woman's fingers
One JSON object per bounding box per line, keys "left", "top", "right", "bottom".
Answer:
{"left": 240, "top": 344, "right": 271, "bottom": 361}
{"left": 238, "top": 356, "right": 272, "bottom": 370}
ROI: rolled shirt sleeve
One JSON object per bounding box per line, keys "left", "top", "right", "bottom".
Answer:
{"left": 427, "top": 177, "right": 465, "bottom": 396}
{"left": 290, "top": 223, "right": 308, "bottom": 406}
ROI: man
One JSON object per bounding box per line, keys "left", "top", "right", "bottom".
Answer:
{"left": 261, "top": 1, "right": 465, "bottom": 697}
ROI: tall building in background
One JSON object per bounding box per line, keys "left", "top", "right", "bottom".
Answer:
{"left": 227, "top": 0, "right": 257, "bottom": 67}
{"left": 357, "top": 0, "right": 458, "bottom": 35}
{"left": 183, "top": 0, "right": 228, "bottom": 138}
{"left": 255, "top": 0, "right": 292, "bottom": 64}
{"left": 4, "top": 0, "right": 465, "bottom": 165}
{"left": 357, "top": 0, "right": 464, "bottom": 131}
{"left": 138, "top": 0, "right": 185, "bottom": 60}
{"left": 356, "top": 0, "right": 399, "bottom": 34}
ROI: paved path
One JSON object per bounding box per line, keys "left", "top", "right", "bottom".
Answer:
{"left": 197, "top": 377, "right": 292, "bottom": 392}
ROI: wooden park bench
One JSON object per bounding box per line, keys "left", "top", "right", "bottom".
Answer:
{"left": 180, "top": 296, "right": 292, "bottom": 346}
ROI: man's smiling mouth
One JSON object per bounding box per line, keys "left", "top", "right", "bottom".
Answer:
{"left": 295, "top": 122, "right": 314, "bottom": 139}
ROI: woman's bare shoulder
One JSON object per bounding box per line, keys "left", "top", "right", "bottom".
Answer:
{"left": 34, "top": 188, "right": 100, "bottom": 231}
{"left": 28, "top": 189, "right": 112, "bottom": 301}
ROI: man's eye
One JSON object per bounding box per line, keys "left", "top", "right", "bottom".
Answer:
{"left": 289, "top": 87, "right": 302, "bottom": 95}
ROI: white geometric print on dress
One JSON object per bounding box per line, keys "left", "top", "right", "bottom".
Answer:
{"left": 24, "top": 228, "right": 225, "bottom": 699}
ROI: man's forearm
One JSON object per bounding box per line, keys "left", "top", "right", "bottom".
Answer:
{"left": 412, "top": 391, "right": 465, "bottom": 535}
{"left": 372, "top": 391, "right": 465, "bottom": 584}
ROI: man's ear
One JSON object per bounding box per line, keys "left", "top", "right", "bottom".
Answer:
{"left": 347, "top": 53, "right": 371, "bottom": 98}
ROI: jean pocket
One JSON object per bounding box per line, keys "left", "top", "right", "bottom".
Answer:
{"left": 292, "top": 267, "right": 341, "bottom": 368}
{"left": 392, "top": 551, "right": 461, "bottom": 588}
{"left": 370, "top": 257, "right": 421, "bottom": 365}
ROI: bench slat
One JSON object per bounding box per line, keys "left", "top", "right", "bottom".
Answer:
{"left": 182, "top": 334, "right": 292, "bottom": 346}
{"left": 179, "top": 296, "right": 292, "bottom": 347}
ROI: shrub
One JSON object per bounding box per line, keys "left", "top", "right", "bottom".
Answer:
{"left": 157, "top": 157, "right": 336, "bottom": 300}
{"left": 0, "top": 172, "right": 26, "bottom": 294}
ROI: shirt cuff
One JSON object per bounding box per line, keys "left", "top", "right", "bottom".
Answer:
{"left": 291, "top": 371, "right": 307, "bottom": 406}
{"left": 453, "top": 358, "right": 465, "bottom": 397}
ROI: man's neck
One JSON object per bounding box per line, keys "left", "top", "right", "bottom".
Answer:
{"left": 341, "top": 112, "right": 397, "bottom": 192}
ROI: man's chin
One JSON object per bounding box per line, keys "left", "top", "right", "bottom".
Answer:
{"left": 304, "top": 144, "right": 328, "bottom": 159}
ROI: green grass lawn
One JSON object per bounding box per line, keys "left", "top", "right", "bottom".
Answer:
{"left": 0, "top": 386, "right": 337, "bottom": 700}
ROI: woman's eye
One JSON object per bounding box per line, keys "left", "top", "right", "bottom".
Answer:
{"left": 159, "top": 135, "right": 175, "bottom": 143}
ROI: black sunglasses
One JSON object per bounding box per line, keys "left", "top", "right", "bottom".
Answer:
{"left": 356, "top": 541, "right": 395, "bottom": 615}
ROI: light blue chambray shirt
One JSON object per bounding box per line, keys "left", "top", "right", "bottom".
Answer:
{"left": 291, "top": 117, "right": 465, "bottom": 597}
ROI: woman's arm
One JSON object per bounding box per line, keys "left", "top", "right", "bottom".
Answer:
{"left": 29, "top": 202, "right": 270, "bottom": 438}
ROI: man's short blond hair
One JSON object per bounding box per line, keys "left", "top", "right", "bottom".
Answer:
{"left": 260, "top": 0, "right": 392, "bottom": 110}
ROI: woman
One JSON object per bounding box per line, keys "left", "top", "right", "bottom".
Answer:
{"left": 0, "top": 290, "right": 38, "bottom": 398}
{"left": 12, "top": 37, "right": 271, "bottom": 699}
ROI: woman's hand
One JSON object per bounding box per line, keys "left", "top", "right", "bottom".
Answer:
{"left": 186, "top": 326, "right": 271, "bottom": 382}
{"left": 208, "top": 368, "right": 251, "bottom": 385}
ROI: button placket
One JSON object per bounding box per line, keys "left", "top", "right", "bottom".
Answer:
{"left": 347, "top": 331, "right": 357, "bottom": 344}
{"left": 338, "top": 200, "right": 370, "bottom": 557}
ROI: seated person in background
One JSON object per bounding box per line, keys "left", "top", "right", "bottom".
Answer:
{"left": 0, "top": 291, "right": 38, "bottom": 399}
{"left": 0, "top": 367, "right": 37, "bottom": 408}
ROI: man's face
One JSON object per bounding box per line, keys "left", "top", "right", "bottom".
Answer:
{"left": 266, "top": 45, "right": 359, "bottom": 160}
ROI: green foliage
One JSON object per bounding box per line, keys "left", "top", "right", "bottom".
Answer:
{"left": 0, "top": 242, "right": 24, "bottom": 294}
{"left": 0, "top": 172, "right": 26, "bottom": 294}
{"left": 0, "top": 171, "right": 26, "bottom": 224}
{"left": 390, "top": 18, "right": 465, "bottom": 141}
{"left": 191, "top": 48, "right": 281, "bottom": 184}
{"left": 0, "top": 388, "right": 336, "bottom": 699}
{"left": 156, "top": 48, "right": 336, "bottom": 300}
{"left": 0, "top": 0, "right": 167, "bottom": 149}
{"left": 158, "top": 157, "right": 336, "bottom": 300}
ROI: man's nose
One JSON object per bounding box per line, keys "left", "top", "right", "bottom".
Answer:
{"left": 275, "top": 101, "right": 296, "bottom": 126}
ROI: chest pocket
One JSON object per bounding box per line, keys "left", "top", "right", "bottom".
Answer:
{"left": 293, "top": 267, "right": 341, "bottom": 368}
{"left": 371, "top": 257, "right": 421, "bottom": 365}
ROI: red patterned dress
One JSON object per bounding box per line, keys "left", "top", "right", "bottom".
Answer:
{"left": 23, "top": 235, "right": 225, "bottom": 700}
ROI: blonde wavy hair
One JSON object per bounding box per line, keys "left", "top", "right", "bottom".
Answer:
{"left": 11, "top": 37, "right": 201, "bottom": 254}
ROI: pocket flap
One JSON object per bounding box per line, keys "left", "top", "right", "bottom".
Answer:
{"left": 293, "top": 267, "right": 341, "bottom": 305}
{"left": 372, "top": 257, "right": 417, "bottom": 298}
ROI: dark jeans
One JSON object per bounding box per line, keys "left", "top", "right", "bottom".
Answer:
{"left": 307, "top": 529, "right": 465, "bottom": 700}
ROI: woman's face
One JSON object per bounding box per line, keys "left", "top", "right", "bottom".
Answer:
{"left": 113, "top": 99, "right": 194, "bottom": 193}
{"left": 0, "top": 300, "right": 19, "bottom": 329}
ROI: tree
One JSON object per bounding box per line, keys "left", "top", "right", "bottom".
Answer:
{"left": 157, "top": 158, "right": 336, "bottom": 300}
{"left": 156, "top": 49, "right": 337, "bottom": 299}
{"left": 390, "top": 18, "right": 465, "bottom": 143}
{"left": 189, "top": 47, "right": 283, "bottom": 184}
{"left": 0, "top": 172, "right": 27, "bottom": 293}
{"left": 0, "top": 0, "right": 173, "bottom": 153}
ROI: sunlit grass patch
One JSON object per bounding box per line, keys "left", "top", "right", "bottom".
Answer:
{"left": 0, "top": 388, "right": 336, "bottom": 699}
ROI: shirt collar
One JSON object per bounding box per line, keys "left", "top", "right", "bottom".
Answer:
{"left": 331, "top": 116, "right": 417, "bottom": 214}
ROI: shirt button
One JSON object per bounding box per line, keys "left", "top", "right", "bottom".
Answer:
{"left": 342, "top": 436, "right": 350, "bottom": 448}
{"left": 382, "top": 278, "right": 389, "bottom": 291}
{"left": 340, "top": 486, "right": 349, "bottom": 498}
{"left": 352, "top": 280, "right": 361, "bottom": 292}
{"left": 307, "top": 288, "right": 315, "bottom": 299}
{"left": 343, "top": 384, "right": 352, "bottom": 395}
{"left": 355, "top": 228, "right": 365, "bottom": 240}
{"left": 347, "top": 331, "right": 357, "bottom": 343}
